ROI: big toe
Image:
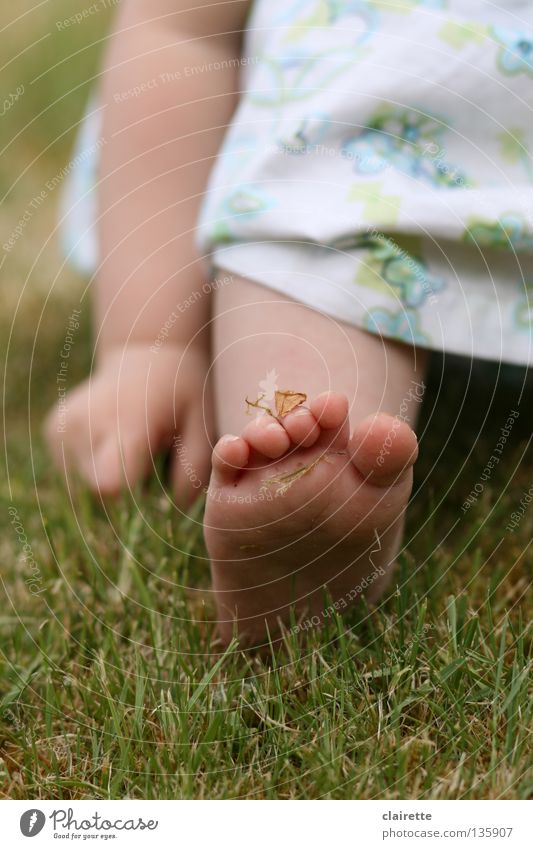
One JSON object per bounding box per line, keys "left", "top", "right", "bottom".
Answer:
{"left": 350, "top": 413, "right": 418, "bottom": 486}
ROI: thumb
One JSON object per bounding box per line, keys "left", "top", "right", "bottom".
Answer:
{"left": 89, "top": 430, "right": 152, "bottom": 497}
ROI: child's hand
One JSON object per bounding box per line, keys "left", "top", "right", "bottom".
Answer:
{"left": 44, "top": 344, "right": 212, "bottom": 502}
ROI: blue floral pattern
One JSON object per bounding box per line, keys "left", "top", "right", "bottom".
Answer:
{"left": 364, "top": 307, "right": 431, "bottom": 345}
{"left": 492, "top": 27, "right": 533, "bottom": 77}
{"left": 332, "top": 233, "right": 447, "bottom": 307}
{"left": 342, "top": 107, "right": 469, "bottom": 187}
{"left": 277, "top": 112, "right": 332, "bottom": 153}
{"left": 211, "top": 186, "right": 276, "bottom": 243}
{"left": 379, "top": 249, "right": 446, "bottom": 308}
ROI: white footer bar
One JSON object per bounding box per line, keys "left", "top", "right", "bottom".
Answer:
{"left": 2, "top": 800, "right": 530, "bottom": 848}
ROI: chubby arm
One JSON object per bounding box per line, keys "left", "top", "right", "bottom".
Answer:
{"left": 96, "top": 0, "right": 249, "bottom": 356}
{"left": 46, "top": 1, "right": 250, "bottom": 500}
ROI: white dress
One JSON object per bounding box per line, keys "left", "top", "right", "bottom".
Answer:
{"left": 64, "top": 0, "right": 533, "bottom": 364}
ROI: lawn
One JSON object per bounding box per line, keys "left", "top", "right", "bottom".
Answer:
{"left": 1, "top": 2, "right": 531, "bottom": 800}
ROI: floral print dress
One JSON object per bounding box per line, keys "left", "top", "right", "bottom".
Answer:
{"left": 64, "top": 0, "right": 533, "bottom": 363}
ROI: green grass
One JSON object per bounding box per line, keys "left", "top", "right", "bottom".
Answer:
{"left": 1, "top": 2, "right": 532, "bottom": 800}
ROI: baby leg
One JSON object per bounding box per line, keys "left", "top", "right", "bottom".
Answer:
{"left": 204, "top": 273, "right": 428, "bottom": 647}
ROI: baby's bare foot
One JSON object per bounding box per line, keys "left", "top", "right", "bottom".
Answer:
{"left": 204, "top": 392, "right": 418, "bottom": 648}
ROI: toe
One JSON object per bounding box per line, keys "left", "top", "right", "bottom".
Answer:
{"left": 279, "top": 406, "right": 320, "bottom": 448}
{"left": 350, "top": 414, "right": 418, "bottom": 487}
{"left": 242, "top": 415, "right": 291, "bottom": 459}
{"left": 309, "top": 391, "right": 350, "bottom": 449}
{"left": 211, "top": 434, "right": 250, "bottom": 486}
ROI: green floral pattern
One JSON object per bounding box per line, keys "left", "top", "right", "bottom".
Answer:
{"left": 463, "top": 215, "right": 533, "bottom": 252}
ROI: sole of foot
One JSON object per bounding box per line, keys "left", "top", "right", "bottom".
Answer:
{"left": 203, "top": 391, "right": 418, "bottom": 651}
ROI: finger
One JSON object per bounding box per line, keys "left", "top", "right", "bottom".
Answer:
{"left": 85, "top": 430, "right": 151, "bottom": 497}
